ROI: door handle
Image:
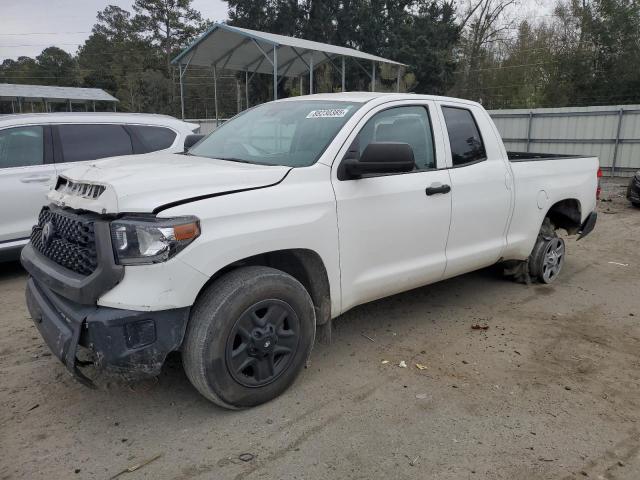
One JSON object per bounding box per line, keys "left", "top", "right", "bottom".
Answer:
{"left": 425, "top": 184, "right": 451, "bottom": 196}
{"left": 20, "top": 175, "right": 51, "bottom": 184}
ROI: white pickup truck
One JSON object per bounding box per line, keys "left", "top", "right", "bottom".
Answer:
{"left": 21, "top": 92, "right": 599, "bottom": 409}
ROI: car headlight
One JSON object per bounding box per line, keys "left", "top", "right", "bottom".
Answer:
{"left": 110, "top": 216, "right": 200, "bottom": 265}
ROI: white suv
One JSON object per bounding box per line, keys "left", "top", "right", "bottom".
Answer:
{"left": 0, "top": 113, "right": 199, "bottom": 260}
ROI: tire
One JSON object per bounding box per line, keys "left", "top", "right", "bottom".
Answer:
{"left": 632, "top": 201, "right": 640, "bottom": 208}
{"left": 529, "top": 219, "right": 565, "bottom": 284}
{"left": 182, "top": 266, "right": 316, "bottom": 409}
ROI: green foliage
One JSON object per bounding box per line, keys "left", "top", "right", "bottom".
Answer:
{"left": 2, "top": 0, "right": 640, "bottom": 115}
{"left": 226, "top": 0, "right": 460, "bottom": 96}
{"left": 454, "top": 0, "right": 640, "bottom": 108}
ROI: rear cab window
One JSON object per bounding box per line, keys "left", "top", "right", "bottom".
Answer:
{"left": 0, "top": 126, "right": 45, "bottom": 168}
{"left": 56, "top": 124, "right": 133, "bottom": 163}
{"left": 441, "top": 106, "right": 487, "bottom": 167}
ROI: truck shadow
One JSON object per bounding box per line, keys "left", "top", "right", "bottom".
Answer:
{"left": 0, "top": 260, "right": 26, "bottom": 281}
{"left": 8, "top": 260, "right": 526, "bottom": 412}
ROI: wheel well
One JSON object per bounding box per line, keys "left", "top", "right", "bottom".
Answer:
{"left": 201, "top": 249, "right": 331, "bottom": 326}
{"left": 545, "top": 199, "right": 581, "bottom": 234}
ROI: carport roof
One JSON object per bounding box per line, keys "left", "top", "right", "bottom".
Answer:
{"left": 0, "top": 83, "right": 118, "bottom": 103}
{"left": 171, "top": 23, "right": 405, "bottom": 78}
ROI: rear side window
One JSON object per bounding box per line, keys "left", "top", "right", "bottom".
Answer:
{"left": 0, "top": 126, "right": 44, "bottom": 168}
{"left": 130, "top": 125, "right": 177, "bottom": 151}
{"left": 57, "top": 124, "right": 133, "bottom": 163}
{"left": 442, "top": 107, "right": 486, "bottom": 166}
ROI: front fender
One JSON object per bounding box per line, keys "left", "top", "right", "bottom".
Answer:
{"left": 99, "top": 165, "right": 342, "bottom": 316}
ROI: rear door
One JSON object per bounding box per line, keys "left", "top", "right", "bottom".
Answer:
{"left": 332, "top": 100, "right": 453, "bottom": 312}
{"left": 436, "top": 103, "right": 513, "bottom": 278}
{"left": 0, "top": 125, "right": 55, "bottom": 244}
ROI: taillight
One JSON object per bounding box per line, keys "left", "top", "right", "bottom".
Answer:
{"left": 596, "top": 167, "right": 602, "bottom": 200}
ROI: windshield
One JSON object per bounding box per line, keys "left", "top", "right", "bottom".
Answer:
{"left": 189, "top": 100, "right": 361, "bottom": 167}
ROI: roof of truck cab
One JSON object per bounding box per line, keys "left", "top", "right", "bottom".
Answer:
{"left": 276, "top": 92, "right": 482, "bottom": 107}
{"left": 0, "top": 112, "right": 197, "bottom": 130}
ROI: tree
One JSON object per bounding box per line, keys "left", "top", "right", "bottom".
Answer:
{"left": 226, "top": 0, "right": 460, "bottom": 96}
{"left": 133, "top": 0, "right": 207, "bottom": 70}
{"left": 35, "top": 47, "right": 79, "bottom": 86}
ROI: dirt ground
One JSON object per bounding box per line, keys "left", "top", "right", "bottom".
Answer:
{"left": 1, "top": 178, "right": 639, "bottom": 480}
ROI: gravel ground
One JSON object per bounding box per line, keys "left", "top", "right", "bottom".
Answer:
{"left": 1, "top": 178, "right": 639, "bottom": 480}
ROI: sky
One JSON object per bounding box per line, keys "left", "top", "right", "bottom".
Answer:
{"left": 0, "top": 0, "right": 229, "bottom": 61}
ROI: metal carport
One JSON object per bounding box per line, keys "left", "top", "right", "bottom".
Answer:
{"left": 0, "top": 83, "right": 119, "bottom": 113}
{"left": 172, "top": 23, "right": 406, "bottom": 119}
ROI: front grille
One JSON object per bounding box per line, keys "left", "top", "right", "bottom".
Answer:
{"left": 31, "top": 207, "right": 98, "bottom": 276}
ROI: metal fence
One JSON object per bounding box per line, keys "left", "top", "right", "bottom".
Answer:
{"left": 185, "top": 118, "right": 228, "bottom": 135}
{"left": 488, "top": 105, "right": 640, "bottom": 176}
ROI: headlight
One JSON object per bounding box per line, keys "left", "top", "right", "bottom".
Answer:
{"left": 110, "top": 216, "right": 200, "bottom": 265}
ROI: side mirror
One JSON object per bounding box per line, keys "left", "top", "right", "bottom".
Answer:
{"left": 341, "top": 142, "right": 415, "bottom": 179}
{"left": 184, "top": 134, "right": 205, "bottom": 151}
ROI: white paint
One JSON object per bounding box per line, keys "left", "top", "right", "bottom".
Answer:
{"left": 31, "top": 93, "right": 598, "bottom": 318}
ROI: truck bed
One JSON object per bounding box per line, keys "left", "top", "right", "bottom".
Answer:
{"left": 507, "top": 151, "right": 581, "bottom": 162}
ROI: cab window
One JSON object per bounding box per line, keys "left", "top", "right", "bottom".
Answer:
{"left": 442, "top": 107, "right": 486, "bottom": 166}
{"left": 356, "top": 106, "right": 436, "bottom": 171}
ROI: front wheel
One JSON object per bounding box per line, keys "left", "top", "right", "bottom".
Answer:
{"left": 182, "top": 266, "right": 315, "bottom": 409}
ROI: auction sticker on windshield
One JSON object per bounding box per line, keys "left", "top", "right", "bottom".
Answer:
{"left": 306, "top": 109, "right": 349, "bottom": 119}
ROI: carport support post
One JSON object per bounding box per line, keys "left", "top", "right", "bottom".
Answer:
{"left": 273, "top": 47, "right": 278, "bottom": 100}
{"left": 179, "top": 63, "right": 185, "bottom": 119}
{"left": 611, "top": 108, "right": 624, "bottom": 177}
{"left": 371, "top": 62, "right": 376, "bottom": 92}
{"left": 213, "top": 66, "right": 219, "bottom": 127}
{"left": 309, "top": 56, "right": 314, "bottom": 94}
{"left": 92, "top": 101, "right": 96, "bottom": 112}
{"left": 396, "top": 66, "right": 401, "bottom": 92}
{"left": 341, "top": 57, "right": 346, "bottom": 92}
{"left": 245, "top": 71, "right": 249, "bottom": 109}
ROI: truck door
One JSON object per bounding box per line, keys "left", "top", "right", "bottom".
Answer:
{"left": 0, "top": 125, "right": 56, "bottom": 245}
{"left": 332, "top": 101, "right": 452, "bottom": 313}
{"left": 436, "top": 104, "right": 513, "bottom": 279}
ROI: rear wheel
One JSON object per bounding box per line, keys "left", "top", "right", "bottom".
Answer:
{"left": 182, "top": 266, "right": 315, "bottom": 409}
{"left": 529, "top": 221, "right": 565, "bottom": 284}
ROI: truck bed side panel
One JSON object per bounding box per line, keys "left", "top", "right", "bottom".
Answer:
{"left": 502, "top": 156, "right": 598, "bottom": 260}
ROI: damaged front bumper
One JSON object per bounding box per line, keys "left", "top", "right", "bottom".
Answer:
{"left": 25, "top": 277, "right": 190, "bottom": 386}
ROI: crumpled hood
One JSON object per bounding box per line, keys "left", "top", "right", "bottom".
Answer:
{"left": 48, "top": 152, "right": 291, "bottom": 214}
